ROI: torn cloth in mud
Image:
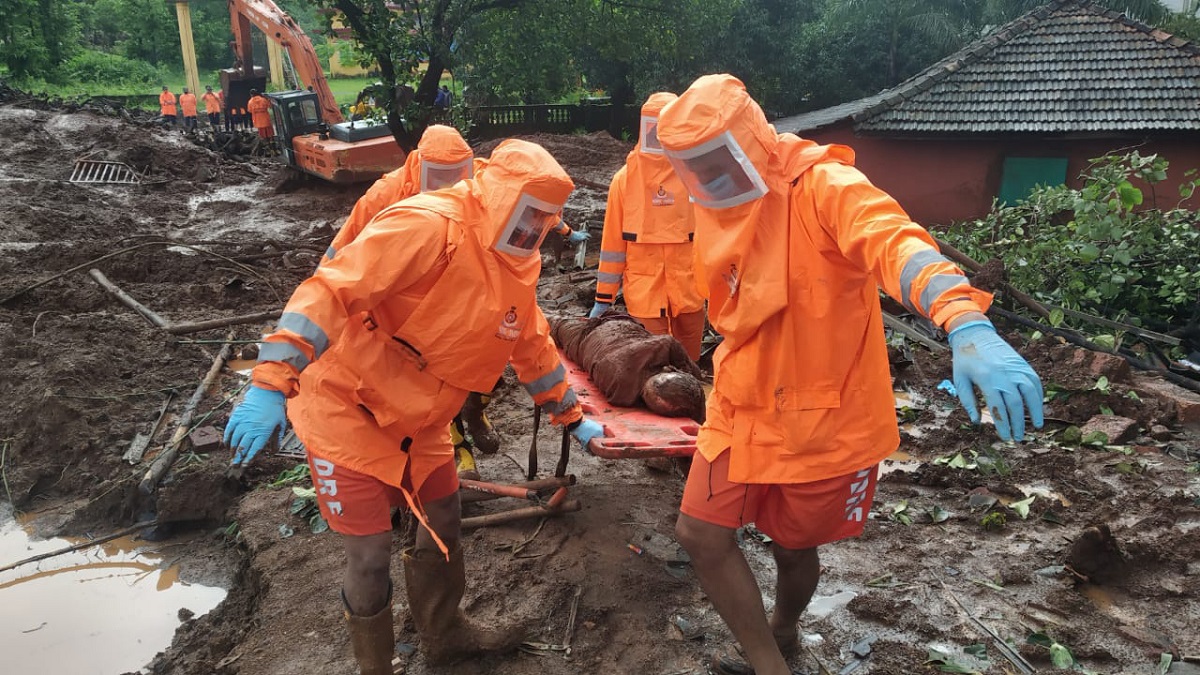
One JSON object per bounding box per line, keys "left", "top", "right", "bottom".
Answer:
{"left": 550, "top": 313, "right": 706, "bottom": 422}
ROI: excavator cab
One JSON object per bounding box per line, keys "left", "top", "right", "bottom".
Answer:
{"left": 268, "top": 90, "right": 324, "bottom": 167}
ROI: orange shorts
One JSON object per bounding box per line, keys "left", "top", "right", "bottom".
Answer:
{"left": 680, "top": 450, "right": 878, "bottom": 550}
{"left": 306, "top": 451, "right": 458, "bottom": 537}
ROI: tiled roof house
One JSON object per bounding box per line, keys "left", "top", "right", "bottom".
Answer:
{"left": 774, "top": 0, "right": 1200, "bottom": 225}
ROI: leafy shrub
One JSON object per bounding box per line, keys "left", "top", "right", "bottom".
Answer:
{"left": 56, "top": 50, "right": 165, "bottom": 87}
{"left": 944, "top": 152, "right": 1200, "bottom": 328}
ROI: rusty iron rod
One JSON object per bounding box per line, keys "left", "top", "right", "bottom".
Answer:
{"left": 461, "top": 499, "right": 581, "bottom": 530}
{"left": 458, "top": 478, "right": 536, "bottom": 501}
{"left": 460, "top": 475, "right": 575, "bottom": 503}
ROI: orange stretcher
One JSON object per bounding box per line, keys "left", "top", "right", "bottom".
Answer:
{"left": 559, "top": 348, "right": 699, "bottom": 460}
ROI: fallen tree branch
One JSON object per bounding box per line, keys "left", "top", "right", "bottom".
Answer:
{"left": 2, "top": 242, "right": 167, "bottom": 305}
{"left": 991, "top": 306, "right": 1200, "bottom": 395}
{"left": 882, "top": 312, "right": 948, "bottom": 352}
{"left": 1042, "top": 303, "right": 1181, "bottom": 347}
{"left": 933, "top": 236, "right": 1053, "bottom": 321}
{"left": 138, "top": 341, "right": 235, "bottom": 495}
{"left": 165, "top": 311, "right": 281, "bottom": 335}
{"left": 87, "top": 268, "right": 280, "bottom": 335}
{"left": 88, "top": 269, "right": 171, "bottom": 328}
{"left": 940, "top": 581, "right": 1036, "bottom": 675}
{"left": 0, "top": 520, "right": 157, "bottom": 574}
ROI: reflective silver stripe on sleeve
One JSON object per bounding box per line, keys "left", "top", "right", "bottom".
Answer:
{"left": 899, "top": 248, "right": 950, "bottom": 312}
{"left": 523, "top": 363, "right": 566, "bottom": 397}
{"left": 597, "top": 272, "right": 623, "bottom": 284}
{"left": 919, "top": 273, "right": 970, "bottom": 316}
{"left": 278, "top": 312, "right": 330, "bottom": 359}
{"left": 599, "top": 251, "right": 626, "bottom": 263}
{"left": 257, "top": 341, "right": 311, "bottom": 371}
{"left": 540, "top": 388, "right": 578, "bottom": 415}
{"left": 325, "top": 245, "right": 336, "bottom": 260}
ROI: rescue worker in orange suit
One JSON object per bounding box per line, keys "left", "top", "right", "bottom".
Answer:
{"left": 656, "top": 75, "right": 1045, "bottom": 675}
{"left": 590, "top": 92, "right": 705, "bottom": 361}
{"left": 158, "top": 86, "right": 177, "bottom": 127}
{"left": 247, "top": 89, "right": 274, "bottom": 140}
{"left": 223, "top": 139, "right": 606, "bottom": 674}
{"left": 179, "top": 87, "right": 198, "bottom": 133}
{"left": 326, "top": 125, "right": 589, "bottom": 479}
{"left": 202, "top": 85, "right": 222, "bottom": 129}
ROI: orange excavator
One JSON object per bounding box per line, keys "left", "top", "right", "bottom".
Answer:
{"left": 221, "top": 0, "right": 405, "bottom": 183}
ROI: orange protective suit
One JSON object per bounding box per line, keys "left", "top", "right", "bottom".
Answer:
{"left": 159, "top": 90, "right": 176, "bottom": 116}
{"left": 596, "top": 93, "right": 703, "bottom": 339}
{"left": 247, "top": 95, "right": 272, "bottom": 130}
{"left": 324, "top": 125, "right": 473, "bottom": 261}
{"left": 251, "top": 140, "right": 582, "bottom": 535}
{"left": 201, "top": 91, "right": 221, "bottom": 114}
{"left": 179, "top": 92, "right": 198, "bottom": 117}
{"left": 657, "top": 75, "right": 992, "bottom": 485}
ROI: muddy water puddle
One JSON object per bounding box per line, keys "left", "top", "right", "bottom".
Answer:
{"left": 0, "top": 511, "right": 226, "bottom": 674}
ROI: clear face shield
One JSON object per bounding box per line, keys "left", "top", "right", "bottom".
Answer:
{"left": 494, "top": 193, "right": 563, "bottom": 258}
{"left": 420, "top": 158, "right": 472, "bottom": 192}
{"left": 639, "top": 115, "right": 663, "bottom": 155}
{"left": 664, "top": 130, "right": 768, "bottom": 209}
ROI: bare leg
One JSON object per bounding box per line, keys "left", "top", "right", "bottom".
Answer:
{"left": 676, "top": 513, "right": 791, "bottom": 675}
{"left": 414, "top": 489, "right": 462, "bottom": 552}
{"left": 342, "top": 532, "right": 393, "bottom": 615}
{"left": 768, "top": 545, "right": 820, "bottom": 645}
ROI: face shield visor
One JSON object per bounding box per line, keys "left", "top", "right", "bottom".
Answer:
{"left": 663, "top": 130, "right": 768, "bottom": 209}
{"left": 494, "top": 193, "right": 563, "bottom": 258}
{"left": 639, "top": 115, "right": 663, "bottom": 155}
{"left": 420, "top": 158, "right": 472, "bottom": 192}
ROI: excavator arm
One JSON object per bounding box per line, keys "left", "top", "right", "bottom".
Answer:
{"left": 227, "top": 0, "right": 343, "bottom": 125}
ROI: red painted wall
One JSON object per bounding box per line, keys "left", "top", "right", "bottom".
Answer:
{"left": 803, "top": 124, "right": 1200, "bottom": 227}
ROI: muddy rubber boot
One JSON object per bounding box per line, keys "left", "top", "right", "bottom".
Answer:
{"left": 455, "top": 443, "right": 481, "bottom": 482}
{"left": 461, "top": 392, "right": 501, "bottom": 455}
{"left": 343, "top": 589, "right": 402, "bottom": 675}
{"left": 403, "top": 546, "right": 524, "bottom": 665}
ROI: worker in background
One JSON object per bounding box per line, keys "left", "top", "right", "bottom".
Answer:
{"left": 223, "top": 139, "right": 605, "bottom": 674}
{"left": 326, "top": 124, "right": 587, "bottom": 479}
{"left": 179, "top": 87, "right": 198, "bottom": 133}
{"left": 350, "top": 90, "right": 372, "bottom": 121}
{"left": 159, "top": 86, "right": 177, "bottom": 128}
{"left": 247, "top": 89, "right": 275, "bottom": 153}
{"left": 590, "top": 92, "right": 705, "bottom": 361}
{"left": 655, "top": 74, "right": 1044, "bottom": 675}
{"left": 202, "top": 85, "right": 222, "bottom": 129}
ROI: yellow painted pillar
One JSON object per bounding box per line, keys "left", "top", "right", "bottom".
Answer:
{"left": 173, "top": 2, "right": 201, "bottom": 97}
{"left": 267, "top": 40, "right": 285, "bottom": 91}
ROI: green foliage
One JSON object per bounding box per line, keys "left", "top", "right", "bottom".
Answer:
{"left": 943, "top": 152, "right": 1200, "bottom": 327}
{"left": 0, "top": 0, "right": 78, "bottom": 79}
{"left": 290, "top": 486, "right": 329, "bottom": 534}
{"left": 980, "top": 511, "right": 1006, "bottom": 531}
{"left": 56, "top": 49, "right": 164, "bottom": 86}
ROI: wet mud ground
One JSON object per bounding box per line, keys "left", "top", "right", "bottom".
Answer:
{"left": 0, "top": 102, "right": 1198, "bottom": 675}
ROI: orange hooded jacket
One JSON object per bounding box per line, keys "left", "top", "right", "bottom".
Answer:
{"left": 159, "top": 91, "right": 176, "bottom": 116}
{"left": 657, "top": 75, "right": 992, "bottom": 485}
{"left": 251, "top": 140, "right": 582, "bottom": 495}
{"left": 595, "top": 93, "right": 702, "bottom": 319}
{"left": 324, "top": 125, "right": 473, "bottom": 261}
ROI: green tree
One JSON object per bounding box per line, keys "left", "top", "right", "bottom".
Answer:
{"left": 1, "top": 0, "right": 79, "bottom": 78}
{"left": 454, "top": 0, "right": 579, "bottom": 105}
{"left": 826, "top": 0, "right": 971, "bottom": 86}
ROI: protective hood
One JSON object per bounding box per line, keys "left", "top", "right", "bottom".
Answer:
{"left": 622, "top": 92, "right": 692, "bottom": 242}
{"left": 416, "top": 124, "right": 474, "bottom": 192}
{"left": 657, "top": 74, "right": 852, "bottom": 348}
{"left": 472, "top": 139, "right": 575, "bottom": 279}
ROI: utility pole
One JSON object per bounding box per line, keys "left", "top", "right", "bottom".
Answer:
{"left": 172, "top": 0, "right": 202, "bottom": 96}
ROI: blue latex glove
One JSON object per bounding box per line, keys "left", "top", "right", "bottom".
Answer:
{"left": 567, "top": 230, "right": 590, "bottom": 244}
{"left": 224, "top": 385, "right": 288, "bottom": 466}
{"left": 588, "top": 302, "right": 611, "bottom": 319}
{"left": 570, "top": 418, "right": 605, "bottom": 453}
{"left": 949, "top": 320, "right": 1044, "bottom": 442}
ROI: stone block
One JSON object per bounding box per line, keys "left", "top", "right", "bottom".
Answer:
{"left": 1080, "top": 415, "right": 1138, "bottom": 444}
{"left": 1132, "top": 375, "right": 1200, "bottom": 428}
{"left": 188, "top": 425, "right": 223, "bottom": 454}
